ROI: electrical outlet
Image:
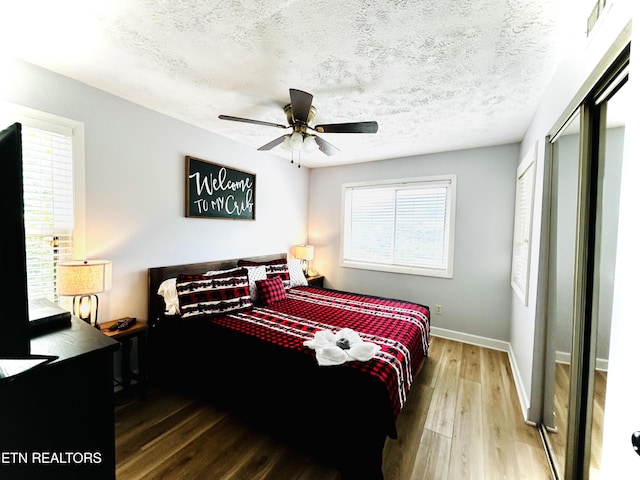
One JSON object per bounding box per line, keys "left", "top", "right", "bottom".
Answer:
{"left": 435, "top": 304, "right": 442, "bottom": 315}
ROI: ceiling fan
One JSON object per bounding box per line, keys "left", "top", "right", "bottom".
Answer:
{"left": 218, "top": 88, "right": 378, "bottom": 157}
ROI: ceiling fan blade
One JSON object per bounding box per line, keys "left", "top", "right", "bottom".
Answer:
{"left": 257, "top": 135, "right": 288, "bottom": 151}
{"left": 314, "top": 121, "right": 378, "bottom": 134}
{"left": 314, "top": 135, "right": 340, "bottom": 156}
{"left": 289, "top": 89, "right": 313, "bottom": 123}
{"left": 218, "top": 114, "right": 289, "bottom": 129}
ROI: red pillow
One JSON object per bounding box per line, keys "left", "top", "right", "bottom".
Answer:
{"left": 256, "top": 277, "right": 287, "bottom": 305}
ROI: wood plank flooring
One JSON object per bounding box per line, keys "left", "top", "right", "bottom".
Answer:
{"left": 115, "top": 337, "right": 551, "bottom": 479}
{"left": 547, "top": 362, "right": 607, "bottom": 479}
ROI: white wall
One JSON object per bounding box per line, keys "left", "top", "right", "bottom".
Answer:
{"left": 309, "top": 144, "right": 518, "bottom": 341}
{"left": 0, "top": 56, "right": 310, "bottom": 322}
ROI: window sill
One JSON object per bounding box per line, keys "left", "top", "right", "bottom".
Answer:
{"left": 340, "top": 260, "right": 453, "bottom": 279}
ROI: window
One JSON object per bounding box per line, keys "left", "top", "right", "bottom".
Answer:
{"left": 1, "top": 102, "right": 85, "bottom": 302}
{"left": 341, "top": 175, "right": 456, "bottom": 278}
{"left": 22, "top": 125, "right": 75, "bottom": 302}
{"left": 511, "top": 144, "right": 536, "bottom": 305}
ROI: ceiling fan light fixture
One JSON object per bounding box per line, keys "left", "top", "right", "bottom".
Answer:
{"left": 303, "top": 135, "right": 319, "bottom": 153}
{"left": 289, "top": 131, "right": 304, "bottom": 151}
{"left": 280, "top": 135, "right": 292, "bottom": 151}
{"left": 219, "top": 88, "right": 378, "bottom": 159}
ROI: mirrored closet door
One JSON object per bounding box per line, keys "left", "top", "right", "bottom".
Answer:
{"left": 586, "top": 72, "right": 627, "bottom": 480}
{"left": 544, "top": 108, "right": 581, "bottom": 478}
{"left": 541, "top": 47, "right": 629, "bottom": 480}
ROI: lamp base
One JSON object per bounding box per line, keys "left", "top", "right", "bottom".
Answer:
{"left": 72, "top": 294, "right": 101, "bottom": 328}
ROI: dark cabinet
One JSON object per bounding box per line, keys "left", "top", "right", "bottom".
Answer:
{"left": 0, "top": 318, "right": 119, "bottom": 479}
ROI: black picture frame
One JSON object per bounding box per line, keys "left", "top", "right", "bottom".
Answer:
{"left": 185, "top": 156, "right": 256, "bottom": 220}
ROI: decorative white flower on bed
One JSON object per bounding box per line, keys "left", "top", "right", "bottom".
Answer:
{"left": 303, "top": 328, "right": 381, "bottom": 366}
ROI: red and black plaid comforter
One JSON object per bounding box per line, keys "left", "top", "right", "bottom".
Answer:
{"left": 209, "top": 286, "right": 430, "bottom": 419}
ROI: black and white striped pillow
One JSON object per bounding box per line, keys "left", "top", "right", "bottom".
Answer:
{"left": 176, "top": 267, "right": 252, "bottom": 319}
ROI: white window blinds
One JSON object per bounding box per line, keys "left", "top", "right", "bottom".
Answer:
{"left": 342, "top": 176, "right": 456, "bottom": 278}
{"left": 21, "top": 125, "right": 75, "bottom": 302}
{"left": 511, "top": 147, "right": 536, "bottom": 304}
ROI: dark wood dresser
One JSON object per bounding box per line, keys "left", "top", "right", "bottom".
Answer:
{"left": 0, "top": 318, "right": 119, "bottom": 479}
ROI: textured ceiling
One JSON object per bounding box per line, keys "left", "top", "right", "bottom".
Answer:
{"left": 1, "top": 0, "right": 583, "bottom": 167}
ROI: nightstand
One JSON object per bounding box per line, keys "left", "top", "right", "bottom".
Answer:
{"left": 101, "top": 317, "right": 148, "bottom": 399}
{"left": 306, "top": 274, "right": 325, "bottom": 288}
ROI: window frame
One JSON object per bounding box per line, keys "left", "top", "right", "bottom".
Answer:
{"left": 340, "top": 175, "right": 457, "bottom": 278}
{"left": 511, "top": 143, "right": 537, "bottom": 305}
{"left": 1, "top": 101, "right": 86, "bottom": 300}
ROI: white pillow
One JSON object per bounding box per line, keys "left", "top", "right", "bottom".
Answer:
{"left": 288, "top": 259, "right": 308, "bottom": 287}
{"left": 245, "top": 265, "right": 267, "bottom": 301}
{"left": 157, "top": 278, "right": 180, "bottom": 315}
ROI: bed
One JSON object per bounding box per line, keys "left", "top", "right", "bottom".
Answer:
{"left": 147, "top": 253, "right": 430, "bottom": 479}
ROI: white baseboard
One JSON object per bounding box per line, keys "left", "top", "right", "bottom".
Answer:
{"left": 555, "top": 350, "right": 609, "bottom": 372}
{"left": 430, "top": 326, "right": 531, "bottom": 422}
{"left": 430, "top": 326, "right": 511, "bottom": 352}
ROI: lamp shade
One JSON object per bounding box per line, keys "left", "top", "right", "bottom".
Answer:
{"left": 57, "top": 260, "right": 112, "bottom": 296}
{"left": 294, "top": 245, "right": 314, "bottom": 261}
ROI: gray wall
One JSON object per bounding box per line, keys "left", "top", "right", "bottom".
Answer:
{"left": 550, "top": 131, "right": 580, "bottom": 357}
{"left": 1, "top": 56, "right": 310, "bottom": 321}
{"left": 308, "top": 144, "right": 519, "bottom": 341}
{"left": 551, "top": 127, "right": 624, "bottom": 362}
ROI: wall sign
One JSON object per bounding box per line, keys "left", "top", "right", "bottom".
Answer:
{"left": 185, "top": 156, "right": 256, "bottom": 220}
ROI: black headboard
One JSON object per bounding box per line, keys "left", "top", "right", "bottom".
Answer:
{"left": 147, "top": 253, "right": 287, "bottom": 327}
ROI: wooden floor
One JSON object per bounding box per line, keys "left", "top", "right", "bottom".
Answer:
{"left": 547, "top": 362, "right": 607, "bottom": 479}
{"left": 115, "top": 337, "right": 551, "bottom": 479}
